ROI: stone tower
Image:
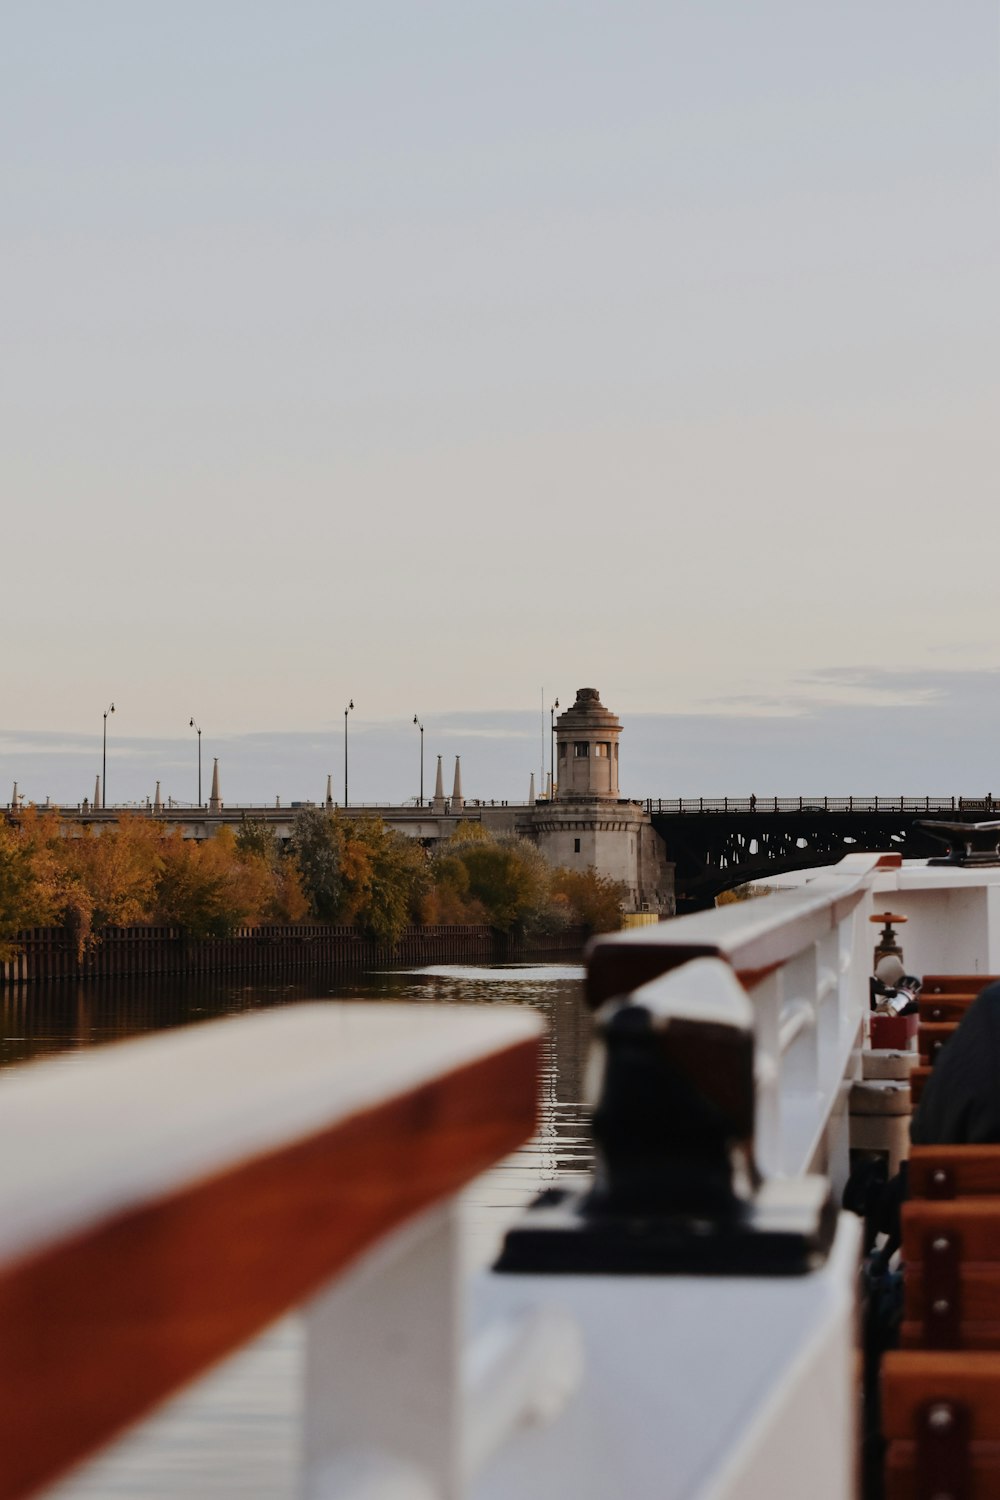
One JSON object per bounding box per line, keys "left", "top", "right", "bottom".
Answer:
{"left": 530, "top": 686, "right": 673, "bottom": 915}
{"left": 554, "top": 687, "right": 622, "bottom": 800}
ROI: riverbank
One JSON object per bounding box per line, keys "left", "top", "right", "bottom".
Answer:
{"left": 0, "top": 922, "right": 588, "bottom": 986}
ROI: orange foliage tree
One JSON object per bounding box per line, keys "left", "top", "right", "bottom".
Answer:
{"left": 0, "top": 807, "right": 95, "bottom": 958}
{"left": 59, "top": 815, "right": 165, "bottom": 932}
{"left": 548, "top": 867, "right": 627, "bottom": 934}
{"left": 235, "top": 819, "right": 310, "bottom": 923}
{"left": 337, "top": 817, "right": 429, "bottom": 945}
{"left": 155, "top": 827, "right": 274, "bottom": 938}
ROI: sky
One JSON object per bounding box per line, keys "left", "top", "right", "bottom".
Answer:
{"left": 3, "top": 3, "right": 997, "bottom": 807}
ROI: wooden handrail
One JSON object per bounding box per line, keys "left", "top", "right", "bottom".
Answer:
{"left": 0, "top": 1003, "right": 542, "bottom": 1500}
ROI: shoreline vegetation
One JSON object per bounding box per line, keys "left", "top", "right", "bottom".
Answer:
{"left": 0, "top": 806, "right": 626, "bottom": 966}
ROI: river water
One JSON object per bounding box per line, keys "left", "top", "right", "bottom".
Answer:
{"left": 2, "top": 961, "right": 594, "bottom": 1499}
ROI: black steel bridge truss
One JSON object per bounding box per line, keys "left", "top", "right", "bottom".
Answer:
{"left": 645, "top": 797, "right": 998, "bottom": 909}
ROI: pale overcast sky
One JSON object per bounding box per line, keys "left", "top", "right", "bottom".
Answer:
{"left": 2, "top": 3, "right": 997, "bottom": 805}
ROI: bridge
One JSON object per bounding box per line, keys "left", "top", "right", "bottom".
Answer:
{"left": 18, "top": 792, "right": 1000, "bottom": 916}
{"left": 645, "top": 796, "right": 999, "bottom": 910}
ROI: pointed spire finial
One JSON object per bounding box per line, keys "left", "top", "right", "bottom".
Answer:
{"left": 208, "top": 758, "right": 222, "bottom": 812}
{"left": 432, "top": 754, "right": 446, "bottom": 813}
{"left": 452, "top": 756, "right": 464, "bottom": 811}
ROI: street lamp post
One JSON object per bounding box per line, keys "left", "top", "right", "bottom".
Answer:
{"left": 344, "top": 700, "right": 354, "bottom": 806}
{"left": 550, "top": 697, "right": 559, "bottom": 798}
{"left": 102, "top": 702, "right": 115, "bottom": 809}
{"left": 189, "top": 718, "right": 202, "bottom": 807}
{"left": 413, "top": 715, "right": 424, "bottom": 806}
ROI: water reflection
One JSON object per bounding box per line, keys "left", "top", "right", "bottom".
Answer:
{"left": 0, "top": 961, "right": 595, "bottom": 1189}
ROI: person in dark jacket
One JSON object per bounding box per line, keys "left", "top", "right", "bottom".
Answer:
{"left": 911, "top": 979, "right": 1000, "bottom": 1145}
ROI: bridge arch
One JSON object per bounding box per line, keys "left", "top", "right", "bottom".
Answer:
{"left": 646, "top": 801, "right": 973, "bottom": 909}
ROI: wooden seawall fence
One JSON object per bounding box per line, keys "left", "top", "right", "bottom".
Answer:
{"left": 1, "top": 923, "right": 585, "bottom": 986}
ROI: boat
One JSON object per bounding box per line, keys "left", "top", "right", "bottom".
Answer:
{"left": 2, "top": 840, "right": 999, "bottom": 1499}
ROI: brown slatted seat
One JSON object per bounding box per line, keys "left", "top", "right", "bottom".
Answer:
{"left": 920, "top": 993, "right": 977, "bottom": 1023}
{"left": 900, "top": 1198, "right": 1000, "bottom": 1350}
{"left": 918, "top": 1020, "right": 957, "bottom": 1065}
{"left": 910, "top": 1146, "right": 1000, "bottom": 1201}
{"left": 921, "top": 974, "right": 999, "bottom": 997}
{"left": 882, "top": 1350, "right": 1000, "bottom": 1499}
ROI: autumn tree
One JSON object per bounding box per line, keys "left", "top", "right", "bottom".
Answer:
{"left": 716, "top": 883, "right": 772, "bottom": 905}
{"left": 548, "top": 867, "right": 626, "bottom": 934}
{"left": 338, "top": 817, "right": 429, "bottom": 945}
{"left": 235, "top": 818, "right": 309, "bottom": 923}
{"left": 0, "top": 807, "right": 95, "bottom": 957}
{"left": 0, "top": 815, "right": 57, "bottom": 959}
{"left": 420, "top": 850, "right": 486, "bottom": 924}
{"left": 60, "top": 814, "right": 165, "bottom": 931}
{"left": 155, "top": 827, "right": 272, "bottom": 938}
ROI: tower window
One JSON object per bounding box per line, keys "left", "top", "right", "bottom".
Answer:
{"left": 574, "top": 742, "right": 589, "bottom": 757}
{"left": 559, "top": 742, "right": 567, "bottom": 759}
{"left": 594, "top": 743, "right": 610, "bottom": 758}
{"left": 574, "top": 838, "right": 581, "bottom": 853}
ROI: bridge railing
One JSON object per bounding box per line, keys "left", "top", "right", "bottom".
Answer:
{"left": 0, "top": 1003, "right": 548, "bottom": 1500}
{"left": 7, "top": 801, "right": 536, "bottom": 817}
{"left": 645, "top": 795, "right": 975, "bottom": 815}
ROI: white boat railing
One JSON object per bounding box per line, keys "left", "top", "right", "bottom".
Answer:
{"left": 464, "top": 855, "right": 917, "bottom": 1500}
{"left": 586, "top": 851, "right": 898, "bottom": 1193}
{"left": 0, "top": 1003, "right": 547, "bottom": 1500}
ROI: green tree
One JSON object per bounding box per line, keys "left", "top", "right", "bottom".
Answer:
{"left": 445, "top": 833, "right": 551, "bottom": 935}
{"left": 235, "top": 818, "right": 280, "bottom": 864}
{"left": 288, "top": 809, "right": 344, "bottom": 920}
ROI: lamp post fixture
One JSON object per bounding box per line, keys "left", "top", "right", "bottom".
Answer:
{"left": 102, "top": 702, "right": 115, "bottom": 809}
{"left": 550, "top": 697, "right": 559, "bottom": 799}
{"left": 344, "top": 700, "right": 354, "bottom": 807}
{"left": 189, "top": 718, "right": 202, "bottom": 807}
{"left": 413, "top": 715, "right": 424, "bottom": 806}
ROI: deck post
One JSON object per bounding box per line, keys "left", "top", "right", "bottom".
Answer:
{"left": 302, "top": 1202, "right": 463, "bottom": 1500}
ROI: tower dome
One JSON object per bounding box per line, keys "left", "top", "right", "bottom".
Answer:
{"left": 554, "top": 688, "right": 622, "bottom": 800}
